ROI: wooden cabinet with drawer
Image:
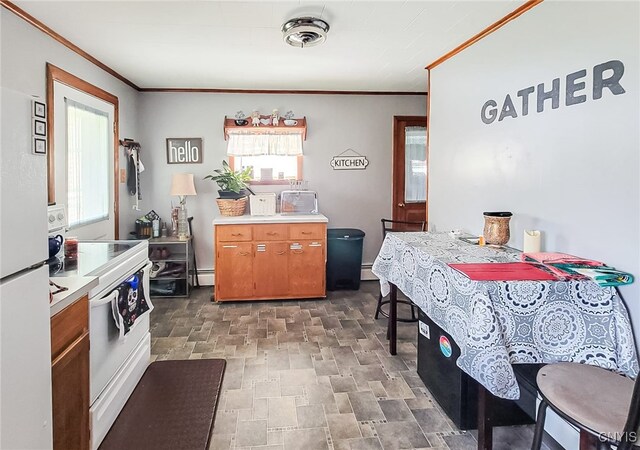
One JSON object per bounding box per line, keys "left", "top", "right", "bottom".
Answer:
{"left": 215, "top": 222, "right": 326, "bottom": 301}
{"left": 50, "top": 295, "right": 90, "bottom": 450}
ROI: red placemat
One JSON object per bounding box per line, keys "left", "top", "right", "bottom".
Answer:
{"left": 448, "top": 262, "right": 558, "bottom": 281}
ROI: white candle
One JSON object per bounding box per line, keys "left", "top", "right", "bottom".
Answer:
{"left": 523, "top": 230, "right": 541, "bottom": 253}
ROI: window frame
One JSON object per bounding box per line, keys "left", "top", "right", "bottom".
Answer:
{"left": 228, "top": 155, "right": 303, "bottom": 185}
{"left": 46, "top": 63, "right": 120, "bottom": 238}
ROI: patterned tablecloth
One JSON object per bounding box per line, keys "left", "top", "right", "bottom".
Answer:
{"left": 372, "top": 232, "right": 639, "bottom": 399}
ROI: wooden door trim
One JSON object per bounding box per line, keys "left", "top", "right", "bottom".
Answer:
{"left": 46, "top": 63, "right": 120, "bottom": 239}
{"left": 392, "top": 116, "right": 427, "bottom": 221}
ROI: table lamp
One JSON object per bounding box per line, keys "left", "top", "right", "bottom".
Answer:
{"left": 170, "top": 173, "right": 197, "bottom": 240}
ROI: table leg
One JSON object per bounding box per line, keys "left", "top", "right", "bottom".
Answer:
{"left": 388, "top": 283, "right": 397, "bottom": 355}
{"left": 477, "top": 384, "right": 493, "bottom": 450}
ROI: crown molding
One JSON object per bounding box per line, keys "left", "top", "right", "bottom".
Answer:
{"left": 427, "top": 0, "right": 543, "bottom": 70}
{"left": 1, "top": 0, "right": 140, "bottom": 90}
{"left": 139, "top": 87, "right": 427, "bottom": 96}
{"left": 2, "top": 0, "right": 428, "bottom": 96}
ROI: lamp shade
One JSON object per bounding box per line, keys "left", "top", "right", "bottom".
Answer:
{"left": 170, "top": 173, "right": 197, "bottom": 196}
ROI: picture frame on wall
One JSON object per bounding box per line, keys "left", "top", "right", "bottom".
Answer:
{"left": 166, "top": 138, "right": 203, "bottom": 164}
{"left": 33, "top": 119, "right": 47, "bottom": 137}
{"left": 33, "top": 137, "right": 46, "bottom": 155}
{"left": 32, "top": 100, "right": 46, "bottom": 119}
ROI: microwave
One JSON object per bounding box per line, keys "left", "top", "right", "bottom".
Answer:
{"left": 280, "top": 191, "right": 318, "bottom": 215}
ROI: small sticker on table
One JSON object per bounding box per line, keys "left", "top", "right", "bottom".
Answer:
{"left": 439, "top": 336, "right": 452, "bottom": 358}
{"left": 419, "top": 321, "right": 430, "bottom": 339}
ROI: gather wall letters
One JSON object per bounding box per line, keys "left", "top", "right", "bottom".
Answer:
{"left": 480, "top": 60, "right": 626, "bottom": 124}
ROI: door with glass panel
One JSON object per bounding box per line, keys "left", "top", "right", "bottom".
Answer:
{"left": 54, "top": 82, "right": 115, "bottom": 240}
{"left": 392, "top": 116, "right": 427, "bottom": 226}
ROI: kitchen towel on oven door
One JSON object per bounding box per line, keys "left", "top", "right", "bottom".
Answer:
{"left": 110, "top": 269, "right": 153, "bottom": 339}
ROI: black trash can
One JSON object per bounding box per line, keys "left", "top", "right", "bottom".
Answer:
{"left": 326, "top": 228, "right": 365, "bottom": 290}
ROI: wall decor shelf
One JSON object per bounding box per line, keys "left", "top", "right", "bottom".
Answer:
{"left": 223, "top": 115, "right": 307, "bottom": 141}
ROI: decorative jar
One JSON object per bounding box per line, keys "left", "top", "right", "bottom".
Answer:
{"left": 483, "top": 212, "right": 512, "bottom": 245}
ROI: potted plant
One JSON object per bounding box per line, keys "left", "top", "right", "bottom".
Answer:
{"left": 204, "top": 160, "right": 255, "bottom": 199}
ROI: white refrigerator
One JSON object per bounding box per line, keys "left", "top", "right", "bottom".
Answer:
{"left": 0, "top": 87, "right": 54, "bottom": 449}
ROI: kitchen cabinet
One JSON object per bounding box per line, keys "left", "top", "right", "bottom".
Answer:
{"left": 216, "top": 242, "right": 254, "bottom": 299}
{"left": 51, "top": 295, "right": 90, "bottom": 450}
{"left": 214, "top": 220, "right": 326, "bottom": 301}
{"left": 148, "top": 236, "right": 193, "bottom": 297}
{"left": 254, "top": 242, "right": 289, "bottom": 298}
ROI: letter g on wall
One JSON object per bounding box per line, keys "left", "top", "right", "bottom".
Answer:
{"left": 481, "top": 100, "right": 498, "bottom": 124}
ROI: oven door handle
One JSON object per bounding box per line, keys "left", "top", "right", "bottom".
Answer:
{"left": 91, "top": 262, "right": 153, "bottom": 308}
{"left": 91, "top": 289, "right": 119, "bottom": 308}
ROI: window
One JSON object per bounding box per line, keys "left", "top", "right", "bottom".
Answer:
{"left": 65, "top": 98, "right": 110, "bottom": 228}
{"left": 404, "top": 126, "right": 427, "bottom": 203}
{"left": 231, "top": 155, "right": 301, "bottom": 182}
{"left": 226, "top": 133, "right": 304, "bottom": 183}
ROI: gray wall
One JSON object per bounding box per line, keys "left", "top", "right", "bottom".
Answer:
{"left": 429, "top": 0, "right": 639, "bottom": 340}
{"left": 428, "top": 3, "right": 638, "bottom": 445}
{"left": 137, "top": 93, "right": 426, "bottom": 275}
{"left": 0, "top": 9, "right": 141, "bottom": 232}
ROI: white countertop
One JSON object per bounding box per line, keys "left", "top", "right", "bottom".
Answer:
{"left": 50, "top": 276, "right": 98, "bottom": 317}
{"left": 213, "top": 213, "right": 328, "bottom": 225}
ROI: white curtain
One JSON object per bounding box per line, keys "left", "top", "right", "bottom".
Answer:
{"left": 66, "top": 98, "right": 109, "bottom": 228}
{"left": 227, "top": 133, "right": 303, "bottom": 156}
{"left": 405, "top": 126, "right": 427, "bottom": 203}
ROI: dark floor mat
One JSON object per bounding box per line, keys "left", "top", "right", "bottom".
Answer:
{"left": 99, "top": 359, "right": 226, "bottom": 450}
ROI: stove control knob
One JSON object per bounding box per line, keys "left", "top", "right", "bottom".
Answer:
{"left": 49, "top": 215, "right": 55, "bottom": 223}
{"left": 57, "top": 213, "right": 64, "bottom": 220}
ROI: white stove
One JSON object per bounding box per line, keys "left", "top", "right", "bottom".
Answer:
{"left": 47, "top": 204, "right": 67, "bottom": 234}
{"left": 50, "top": 239, "right": 151, "bottom": 449}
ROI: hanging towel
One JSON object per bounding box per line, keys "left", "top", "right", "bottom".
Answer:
{"left": 111, "top": 269, "right": 153, "bottom": 339}
{"left": 127, "top": 149, "right": 137, "bottom": 195}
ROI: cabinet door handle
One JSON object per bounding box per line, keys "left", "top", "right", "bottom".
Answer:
{"left": 309, "top": 243, "right": 322, "bottom": 247}
{"left": 223, "top": 245, "right": 237, "bottom": 248}
{"left": 301, "top": 231, "right": 312, "bottom": 235}
{"left": 276, "top": 251, "right": 286, "bottom": 255}
{"left": 239, "top": 251, "right": 251, "bottom": 256}
{"left": 291, "top": 249, "right": 304, "bottom": 254}
{"left": 231, "top": 233, "right": 243, "bottom": 237}
{"left": 266, "top": 232, "right": 277, "bottom": 236}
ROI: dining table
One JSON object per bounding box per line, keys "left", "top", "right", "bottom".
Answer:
{"left": 371, "top": 231, "right": 638, "bottom": 449}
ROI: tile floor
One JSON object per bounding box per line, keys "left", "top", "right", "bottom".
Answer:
{"left": 149, "top": 282, "right": 547, "bottom": 450}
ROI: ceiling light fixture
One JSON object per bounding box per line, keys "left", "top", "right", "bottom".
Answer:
{"left": 282, "top": 17, "right": 330, "bottom": 48}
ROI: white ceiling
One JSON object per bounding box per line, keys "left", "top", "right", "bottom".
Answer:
{"left": 15, "top": 1, "right": 524, "bottom": 92}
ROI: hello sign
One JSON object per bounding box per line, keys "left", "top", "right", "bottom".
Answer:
{"left": 166, "top": 138, "right": 203, "bottom": 164}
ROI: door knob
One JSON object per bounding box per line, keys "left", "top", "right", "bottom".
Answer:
{"left": 398, "top": 203, "right": 405, "bottom": 207}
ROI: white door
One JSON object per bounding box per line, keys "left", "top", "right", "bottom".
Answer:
{"left": 54, "top": 82, "right": 115, "bottom": 240}
{"left": 0, "top": 265, "right": 53, "bottom": 450}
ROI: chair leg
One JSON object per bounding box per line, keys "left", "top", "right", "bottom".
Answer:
{"left": 531, "top": 400, "right": 548, "bottom": 450}
{"left": 375, "top": 292, "right": 383, "bottom": 319}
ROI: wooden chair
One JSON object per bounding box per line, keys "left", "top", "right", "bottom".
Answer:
{"left": 532, "top": 362, "right": 639, "bottom": 450}
{"left": 375, "top": 219, "right": 426, "bottom": 323}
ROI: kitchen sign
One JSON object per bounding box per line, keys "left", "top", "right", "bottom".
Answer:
{"left": 330, "top": 148, "right": 369, "bottom": 170}
{"left": 166, "top": 138, "right": 203, "bottom": 164}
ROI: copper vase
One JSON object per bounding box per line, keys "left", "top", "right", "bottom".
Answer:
{"left": 483, "top": 212, "right": 512, "bottom": 245}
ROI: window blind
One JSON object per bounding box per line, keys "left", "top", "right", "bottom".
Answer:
{"left": 66, "top": 98, "right": 110, "bottom": 228}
